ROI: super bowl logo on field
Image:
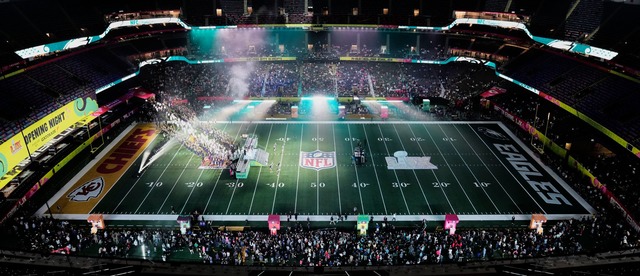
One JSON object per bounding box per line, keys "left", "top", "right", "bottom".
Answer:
{"left": 67, "top": 177, "right": 105, "bottom": 202}
{"left": 300, "top": 150, "right": 336, "bottom": 171}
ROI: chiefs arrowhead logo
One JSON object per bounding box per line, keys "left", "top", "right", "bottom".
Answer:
{"left": 67, "top": 177, "right": 105, "bottom": 202}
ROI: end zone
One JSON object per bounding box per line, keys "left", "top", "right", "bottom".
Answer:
{"left": 38, "top": 123, "right": 158, "bottom": 217}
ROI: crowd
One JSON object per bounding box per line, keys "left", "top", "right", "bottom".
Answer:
{"left": 300, "top": 62, "right": 338, "bottom": 96}
{"left": 3, "top": 77, "right": 640, "bottom": 269}
{"left": 8, "top": 199, "right": 638, "bottom": 267}
{"left": 186, "top": 42, "right": 448, "bottom": 62}
{"left": 140, "top": 58, "right": 498, "bottom": 104}
{"left": 490, "top": 87, "right": 640, "bottom": 232}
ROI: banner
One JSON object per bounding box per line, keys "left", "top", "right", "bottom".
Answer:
{"left": 22, "top": 97, "right": 98, "bottom": 152}
{"left": 605, "top": 190, "right": 640, "bottom": 232}
{"left": 223, "top": 57, "right": 296, "bottom": 62}
{"left": 480, "top": 86, "right": 507, "bottom": 98}
{"left": 0, "top": 135, "right": 29, "bottom": 184}
{"left": 340, "top": 57, "right": 411, "bottom": 63}
{"left": 92, "top": 92, "right": 135, "bottom": 117}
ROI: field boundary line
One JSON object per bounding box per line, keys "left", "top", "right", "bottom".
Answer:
{"left": 50, "top": 213, "right": 592, "bottom": 222}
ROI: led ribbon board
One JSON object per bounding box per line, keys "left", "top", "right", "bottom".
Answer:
{"left": 15, "top": 17, "right": 618, "bottom": 60}
{"left": 15, "top": 18, "right": 190, "bottom": 59}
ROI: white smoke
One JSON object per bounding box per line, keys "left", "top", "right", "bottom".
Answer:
{"left": 227, "top": 62, "right": 255, "bottom": 98}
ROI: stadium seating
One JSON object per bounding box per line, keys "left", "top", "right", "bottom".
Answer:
{"left": 563, "top": 0, "right": 603, "bottom": 42}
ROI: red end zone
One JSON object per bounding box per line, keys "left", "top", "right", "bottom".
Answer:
{"left": 52, "top": 124, "right": 157, "bottom": 214}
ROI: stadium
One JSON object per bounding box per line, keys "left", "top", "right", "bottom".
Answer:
{"left": 0, "top": 0, "right": 639, "bottom": 275}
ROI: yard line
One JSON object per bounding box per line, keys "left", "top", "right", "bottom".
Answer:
{"left": 346, "top": 124, "right": 365, "bottom": 213}
{"left": 358, "top": 124, "right": 389, "bottom": 215}
{"left": 467, "top": 124, "right": 546, "bottom": 213}
{"left": 179, "top": 168, "right": 206, "bottom": 214}
{"left": 134, "top": 141, "right": 185, "bottom": 214}
{"left": 331, "top": 124, "right": 342, "bottom": 215}
{"left": 422, "top": 124, "right": 479, "bottom": 214}
{"left": 249, "top": 124, "right": 274, "bottom": 214}
{"left": 407, "top": 125, "right": 456, "bottom": 214}
{"left": 376, "top": 124, "right": 411, "bottom": 214}
{"left": 225, "top": 123, "right": 259, "bottom": 214}
{"left": 361, "top": 124, "right": 388, "bottom": 215}
{"left": 271, "top": 124, "right": 289, "bottom": 213}
{"left": 453, "top": 125, "right": 523, "bottom": 213}
{"left": 437, "top": 124, "right": 501, "bottom": 213}
{"left": 109, "top": 136, "right": 162, "bottom": 214}
{"left": 294, "top": 124, "right": 303, "bottom": 213}
{"left": 391, "top": 124, "right": 433, "bottom": 214}
{"left": 157, "top": 153, "right": 197, "bottom": 213}
{"left": 204, "top": 123, "right": 244, "bottom": 213}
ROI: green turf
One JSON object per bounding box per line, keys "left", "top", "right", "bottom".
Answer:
{"left": 91, "top": 122, "right": 592, "bottom": 218}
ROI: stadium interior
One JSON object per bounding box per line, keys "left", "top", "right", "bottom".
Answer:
{"left": 0, "top": 0, "right": 640, "bottom": 275}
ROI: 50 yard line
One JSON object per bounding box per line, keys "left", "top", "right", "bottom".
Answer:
{"left": 294, "top": 125, "right": 303, "bottom": 213}
{"left": 331, "top": 124, "right": 342, "bottom": 215}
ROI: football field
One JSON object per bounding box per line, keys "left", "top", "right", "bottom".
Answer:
{"left": 43, "top": 121, "right": 594, "bottom": 222}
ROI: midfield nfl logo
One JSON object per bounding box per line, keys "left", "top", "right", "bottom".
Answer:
{"left": 300, "top": 150, "right": 336, "bottom": 171}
